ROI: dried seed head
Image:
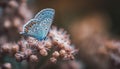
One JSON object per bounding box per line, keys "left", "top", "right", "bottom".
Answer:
{"left": 29, "top": 55, "right": 38, "bottom": 62}
{"left": 50, "top": 57, "right": 57, "bottom": 63}
{"left": 2, "top": 63, "right": 12, "bottom": 69}
{"left": 52, "top": 51, "right": 60, "bottom": 58}
{"left": 39, "top": 49, "right": 48, "bottom": 56}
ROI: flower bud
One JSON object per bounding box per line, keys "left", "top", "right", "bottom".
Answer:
{"left": 2, "top": 44, "right": 10, "bottom": 53}
{"left": 4, "top": 19, "right": 11, "bottom": 28}
{"left": 59, "top": 49, "right": 66, "bottom": 56}
{"left": 29, "top": 55, "right": 38, "bottom": 62}
{"left": 58, "top": 43, "right": 64, "bottom": 48}
{"left": 9, "top": 1, "right": 18, "bottom": 8}
{"left": 13, "top": 17, "right": 21, "bottom": 28}
{"left": 52, "top": 39, "right": 59, "bottom": 45}
{"left": 15, "top": 53, "right": 24, "bottom": 62}
{"left": 2, "top": 63, "right": 12, "bottom": 69}
{"left": 52, "top": 51, "right": 60, "bottom": 58}
{"left": 45, "top": 42, "right": 52, "bottom": 49}
{"left": 68, "top": 55, "right": 75, "bottom": 60}
{"left": 24, "top": 49, "right": 32, "bottom": 56}
{"left": 50, "top": 57, "right": 57, "bottom": 63}
{"left": 11, "top": 44, "right": 19, "bottom": 53}
{"left": 40, "top": 49, "right": 48, "bottom": 56}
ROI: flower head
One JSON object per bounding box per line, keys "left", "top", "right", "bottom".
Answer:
{"left": 15, "top": 26, "right": 77, "bottom": 62}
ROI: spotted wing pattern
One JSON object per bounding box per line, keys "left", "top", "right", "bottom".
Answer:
{"left": 21, "top": 19, "right": 44, "bottom": 40}
{"left": 21, "top": 8, "right": 55, "bottom": 40}
{"left": 34, "top": 8, "right": 55, "bottom": 21}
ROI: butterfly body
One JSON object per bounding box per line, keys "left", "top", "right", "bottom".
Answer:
{"left": 21, "top": 8, "right": 55, "bottom": 41}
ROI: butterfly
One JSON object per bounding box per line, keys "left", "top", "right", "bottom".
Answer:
{"left": 20, "top": 8, "right": 55, "bottom": 41}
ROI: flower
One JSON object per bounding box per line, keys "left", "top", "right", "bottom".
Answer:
{"left": 15, "top": 26, "right": 77, "bottom": 62}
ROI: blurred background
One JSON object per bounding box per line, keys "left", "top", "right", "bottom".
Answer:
{"left": 30, "top": 0, "right": 120, "bottom": 36}
{"left": 0, "top": 0, "right": 120, "bottom": 69}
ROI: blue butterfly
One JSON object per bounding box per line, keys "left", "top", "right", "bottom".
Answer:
{"left": 20, "top": 8, "right": 55, "bottom": 40}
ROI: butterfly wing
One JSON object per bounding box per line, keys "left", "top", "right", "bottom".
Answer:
{"left": 39, "top": 18, "right": 53, "bottom": 38}
{"left": 21, "top": 8, "right": 55, "bottom": 40}
{"left": 34, "top": 8, "right": 55, "bottom": 21}
{"left": 34, "top": 8, "right": 55, "bottom": 39}
{"left": 21, "top": 19, "right": 45, "bottom": 40}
